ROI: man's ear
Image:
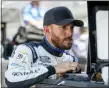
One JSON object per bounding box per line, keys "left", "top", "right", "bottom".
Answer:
{"left": 44, "top": 26, "right": 51, "bottom": 34}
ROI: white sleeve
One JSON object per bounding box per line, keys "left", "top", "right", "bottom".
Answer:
{"left": 5, "top": 44, "right": 55, "bottom": 87}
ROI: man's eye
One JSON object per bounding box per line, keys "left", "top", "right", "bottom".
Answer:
{"left": 71, "top": 26, "right": 74, "bottom": 29}
{"left": 63, "top": 26, "right": 66, "bottom": 29}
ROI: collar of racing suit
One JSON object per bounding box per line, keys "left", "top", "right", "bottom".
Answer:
{"left": 40, "top": 37, "right": 65, "bottom": 57}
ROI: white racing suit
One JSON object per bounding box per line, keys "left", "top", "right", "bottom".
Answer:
{"left": 5, "top": 37, "right": 78, "bottom": 88}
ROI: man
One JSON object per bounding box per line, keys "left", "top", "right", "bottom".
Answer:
{"left": 22, "top": 1, "right": 46, "bottom": 29}
{"left": 5, "top": 6, "right": 84, "bottom": 87}
{"left": 22, "top": 1, "right": 46, "bottom": 40}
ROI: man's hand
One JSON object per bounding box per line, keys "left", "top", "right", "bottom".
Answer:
{"left": 54, "top": 61, "right": 79, "bottom": 74}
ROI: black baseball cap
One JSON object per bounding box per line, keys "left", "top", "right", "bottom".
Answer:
{"left": 43, "top": 6, "right": 84, "bottom": 27}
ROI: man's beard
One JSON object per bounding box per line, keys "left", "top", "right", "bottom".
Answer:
{"left": 51, "top": 32, "right": 72, "bottom": 50}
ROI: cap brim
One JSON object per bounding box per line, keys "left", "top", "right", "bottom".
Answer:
{"left": 56, "top": 19, "right": 84, "bottom": 27}
{"left": 73, "top": 20, "right": 84, "bottom": 27}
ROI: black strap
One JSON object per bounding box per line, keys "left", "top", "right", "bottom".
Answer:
{"left": 24, "top": 42, "right": 39, "bottom": 63}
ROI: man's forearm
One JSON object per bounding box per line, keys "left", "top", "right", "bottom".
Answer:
{"left": 5, "top": 65, "right": 55, "bottom": 88}
{"left": 27, "top": 19, "right": 43, "bottom": 29}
